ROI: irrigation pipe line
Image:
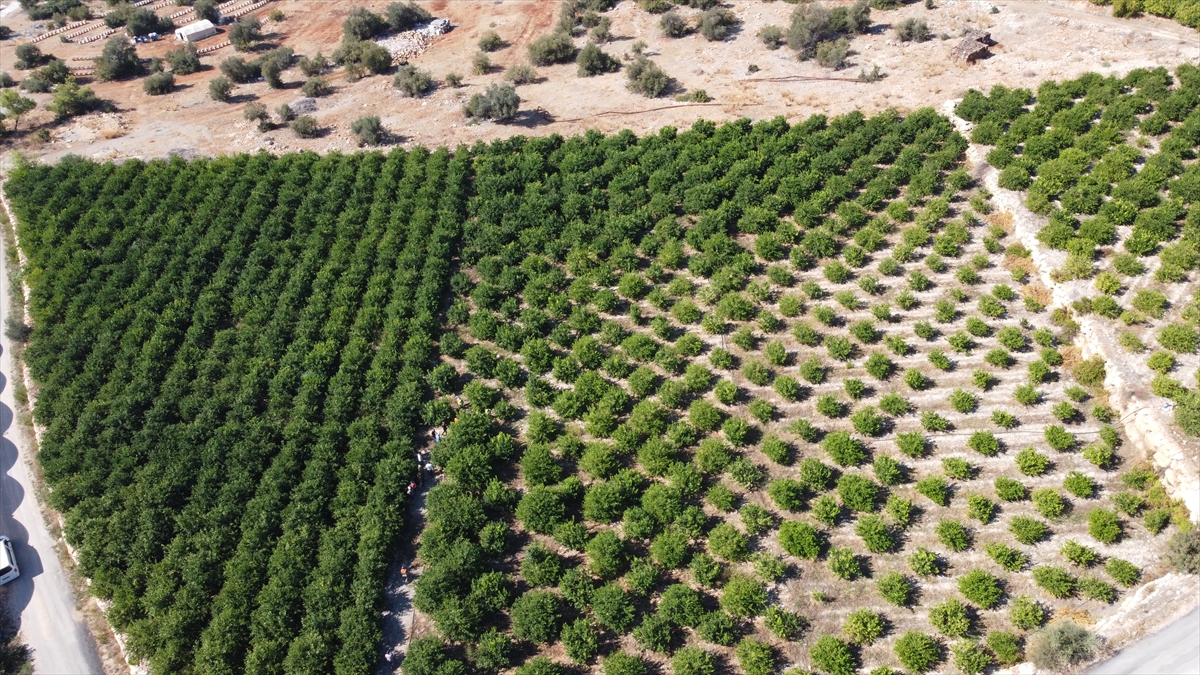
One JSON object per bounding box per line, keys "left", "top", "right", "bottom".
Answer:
{"left": 740, "top": 75, "right": 868, "bottom": 84}
{"left": 553, "top": 102, "right": 733, "bottom": 124}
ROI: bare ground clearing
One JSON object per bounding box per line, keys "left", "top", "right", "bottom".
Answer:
{"left": 0, "top": 0, "right": 1196, "bottom": 163}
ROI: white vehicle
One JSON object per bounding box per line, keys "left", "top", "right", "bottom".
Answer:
{"left": 0, "top": 536, "right": 18, "bottom": 585}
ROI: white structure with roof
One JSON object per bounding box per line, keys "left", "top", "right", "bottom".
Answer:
{"left": 175, "top": 19, "right": 217, "bottom": 42}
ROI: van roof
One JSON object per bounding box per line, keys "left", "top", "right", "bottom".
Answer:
{"left": 0, "top": 540, "right": 13, "bottom": 570}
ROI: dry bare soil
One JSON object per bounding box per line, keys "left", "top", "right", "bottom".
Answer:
{"left": 0, "top": 0, "right": 1197, "bottom": 161}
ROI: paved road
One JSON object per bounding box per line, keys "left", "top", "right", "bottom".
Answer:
{"left": 0, "top": 195, "right": 104, "bottom": 673}
{"left": 1089, "top": 607, "right": 1200, "bottom": 675}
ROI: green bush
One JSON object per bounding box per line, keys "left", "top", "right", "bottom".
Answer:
{"left": 950, "top": 389, "right": 978, "bottom": 413}
{"left": 698, "top": 7, "right": 738, "bottom": 40}
{"left": 1032, "top": 488, "right": 1067, "bottom": 519}
{"left": 1073, "top": 357, "right": 1107, "bottom": 386}
{"left": 995, "top": 477, "right": 1028, "bottom": 501}
{"left": 625, "top": 559, "right": 660, "bottom": 596}
{"left": 916, "top": 476, "right": 949, "bottom": 506}
{"left": 764, "top": 606, "right": 806, "bottom": 640}
{"left": 1010, "top": 594, "right": 1047, "bottom": 630}
{"left": 1032, "top": 566, "right": 1076, "bottom": 598}
{"left": 936, "top": 519, "right": 971, "bottom": 552}
{"left": 394, "top": 64, "right": 433, "bottom": 96}
{"left": 855, "top": 515, "right": 896, "bottom": 553}
{"left": 905, "top": 368, "right": 932, "bottom": 390}
{"left": 724, "top": 418, "right": 752, "bottom": 448}
{"left": 561, "top": 619, "right": 600, "bottom": 664}
{"left": 896, "top": 432, "right": 928, "bottom": 458}
{"left": 952, "top": 640, "right": 994, "bottom": 675}
{"left": 809, "top": 635, "right": 858, "bottom": 675}
{"left": 529, "top": 31, "right": 575, "bottom": 65}
{"left": 1010, "top": 516, "right": 1048, "bottom": 544}
{"left": 464, "top": 83, "right": 521, "bottom": 121}
{"left": 707, "top": 522, "right": 749, "bottom": 561}
{"left": 992, "top": 409, "right": 1018, "bottom": 428}
{"left": 351, "top": 114, "right": 384, "bottom": 146}
{"left": 921, "top": 410, "right": 950, "bottom": 432}
{"left": 1065, "top": 538, "right": 1099, "bottom": 564}
{"left": 779, "top": 521, "right": 824, "bottom": 559}
{"left": 851, "top": 406, "right": 885, "bottom": 436}
{"left": 523, "top": 543, "right": 565, "bottom": 586}
{"left": 843, "top": 608, "right": 885, "bottom": 645}
{"left": 1015, "top": 384, "right": 1042, "bottom": 406}
{"left": 908, "top": 547, "right": 943, "bottom": 576}
{"left": 877, "top": 572, "right": 914, "bottom": 607}
{"left": 736, "top": 638, "right": 775, "bottom": 675}
{"left": 1077, "top": 576, "right": 1116, "bottom": 603}
{"left": 894, "top": 17, "right": 930, "bottom": 41}
{"left": 987, "top": 631, "right": 1023, "bottom": 665}
{"left": 511, "top": 590, "right": 563, "bottom": 644}
{"left": 894, "top": 631, "right": 941, "bottom": 673}
{"left": 958, "top": 569, "right": 1002, "bottom": 608}
{"left": 1089, "top": 508, "right": 1123, "bottom": 544}
{"left": 1063, "top": 471, "right": 1098, "bottom": 499}
{"left": 1045, "top": 425, "right": 1076, "bottom": 452}
{"left": 632, "top": 614, "right": 673, "bottom": 653}
{"left": 1016, "top": 447, "right": 1050, "bottom": 476}
{"left": 838, "top": 474, "right": 880, "bottom": 512}
{"left": 873, "top": 455, "right": 903, "bottom": 486}
{"left": 577, "top": 42, "right": 620, "bottom": 77}
{"left": 720, "top": 574, "right": 767, "bottom": 618}
{"left": 828, "top": 546, "right": 862, "bottom": 580}
{"left": 143, "top": 70, "right": 175, "bottom": 95}
{"left": 886, "top": 495, "right": 914, "bottom": 529}
{"left": 671, "top": 648, "right": 715, "bottom": 675}
{"left": 985, "top": 542, "right": 1027, "bottom": 572}
{"left": 588, "top": 530, "right": 627, "bottom": 578}
{"left": 767, "top": 479, "right": 806, "bottom": 512}
{"left": 627, "top": 56, "right": 669, "bottom": 97}
{"left": 1026, "top": 622, "right": 1097, "bottom": 671}
{"left": 967, "top": 430, "right": 1000, "bottom": 456}
{"left": 823, "top": 431, "right": 866, "bottom": 466}
{"left": 930, "top": 597, "right": 972, "bottom": 638}
{"left": 942, "top": 457, "right": 977, "bottom": 480}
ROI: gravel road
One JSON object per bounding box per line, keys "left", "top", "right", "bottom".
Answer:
{"left": 1089, "top": 607, "right": 1200, "bottom": 675}
{"left": 0, "top": 192, "right": 104, "bottom": 674}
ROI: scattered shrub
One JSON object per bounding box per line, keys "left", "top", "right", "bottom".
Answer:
{"left": 290, "top": 115, "right": 319, "bottom": 138}
{"left": 627, "top": 56, "right": 669, "bottom": 97}
{"left": 529, "top": 32, "right": 576, "bottom": 65}
{"left": 1026, "top": 622, "right": 1097, "bottom": 671}
{"left": 895, "top": 17, "right": 930, "bottom": 42}
{"left": 1165, "top": 528, "right": 1200, "bottom": 573}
